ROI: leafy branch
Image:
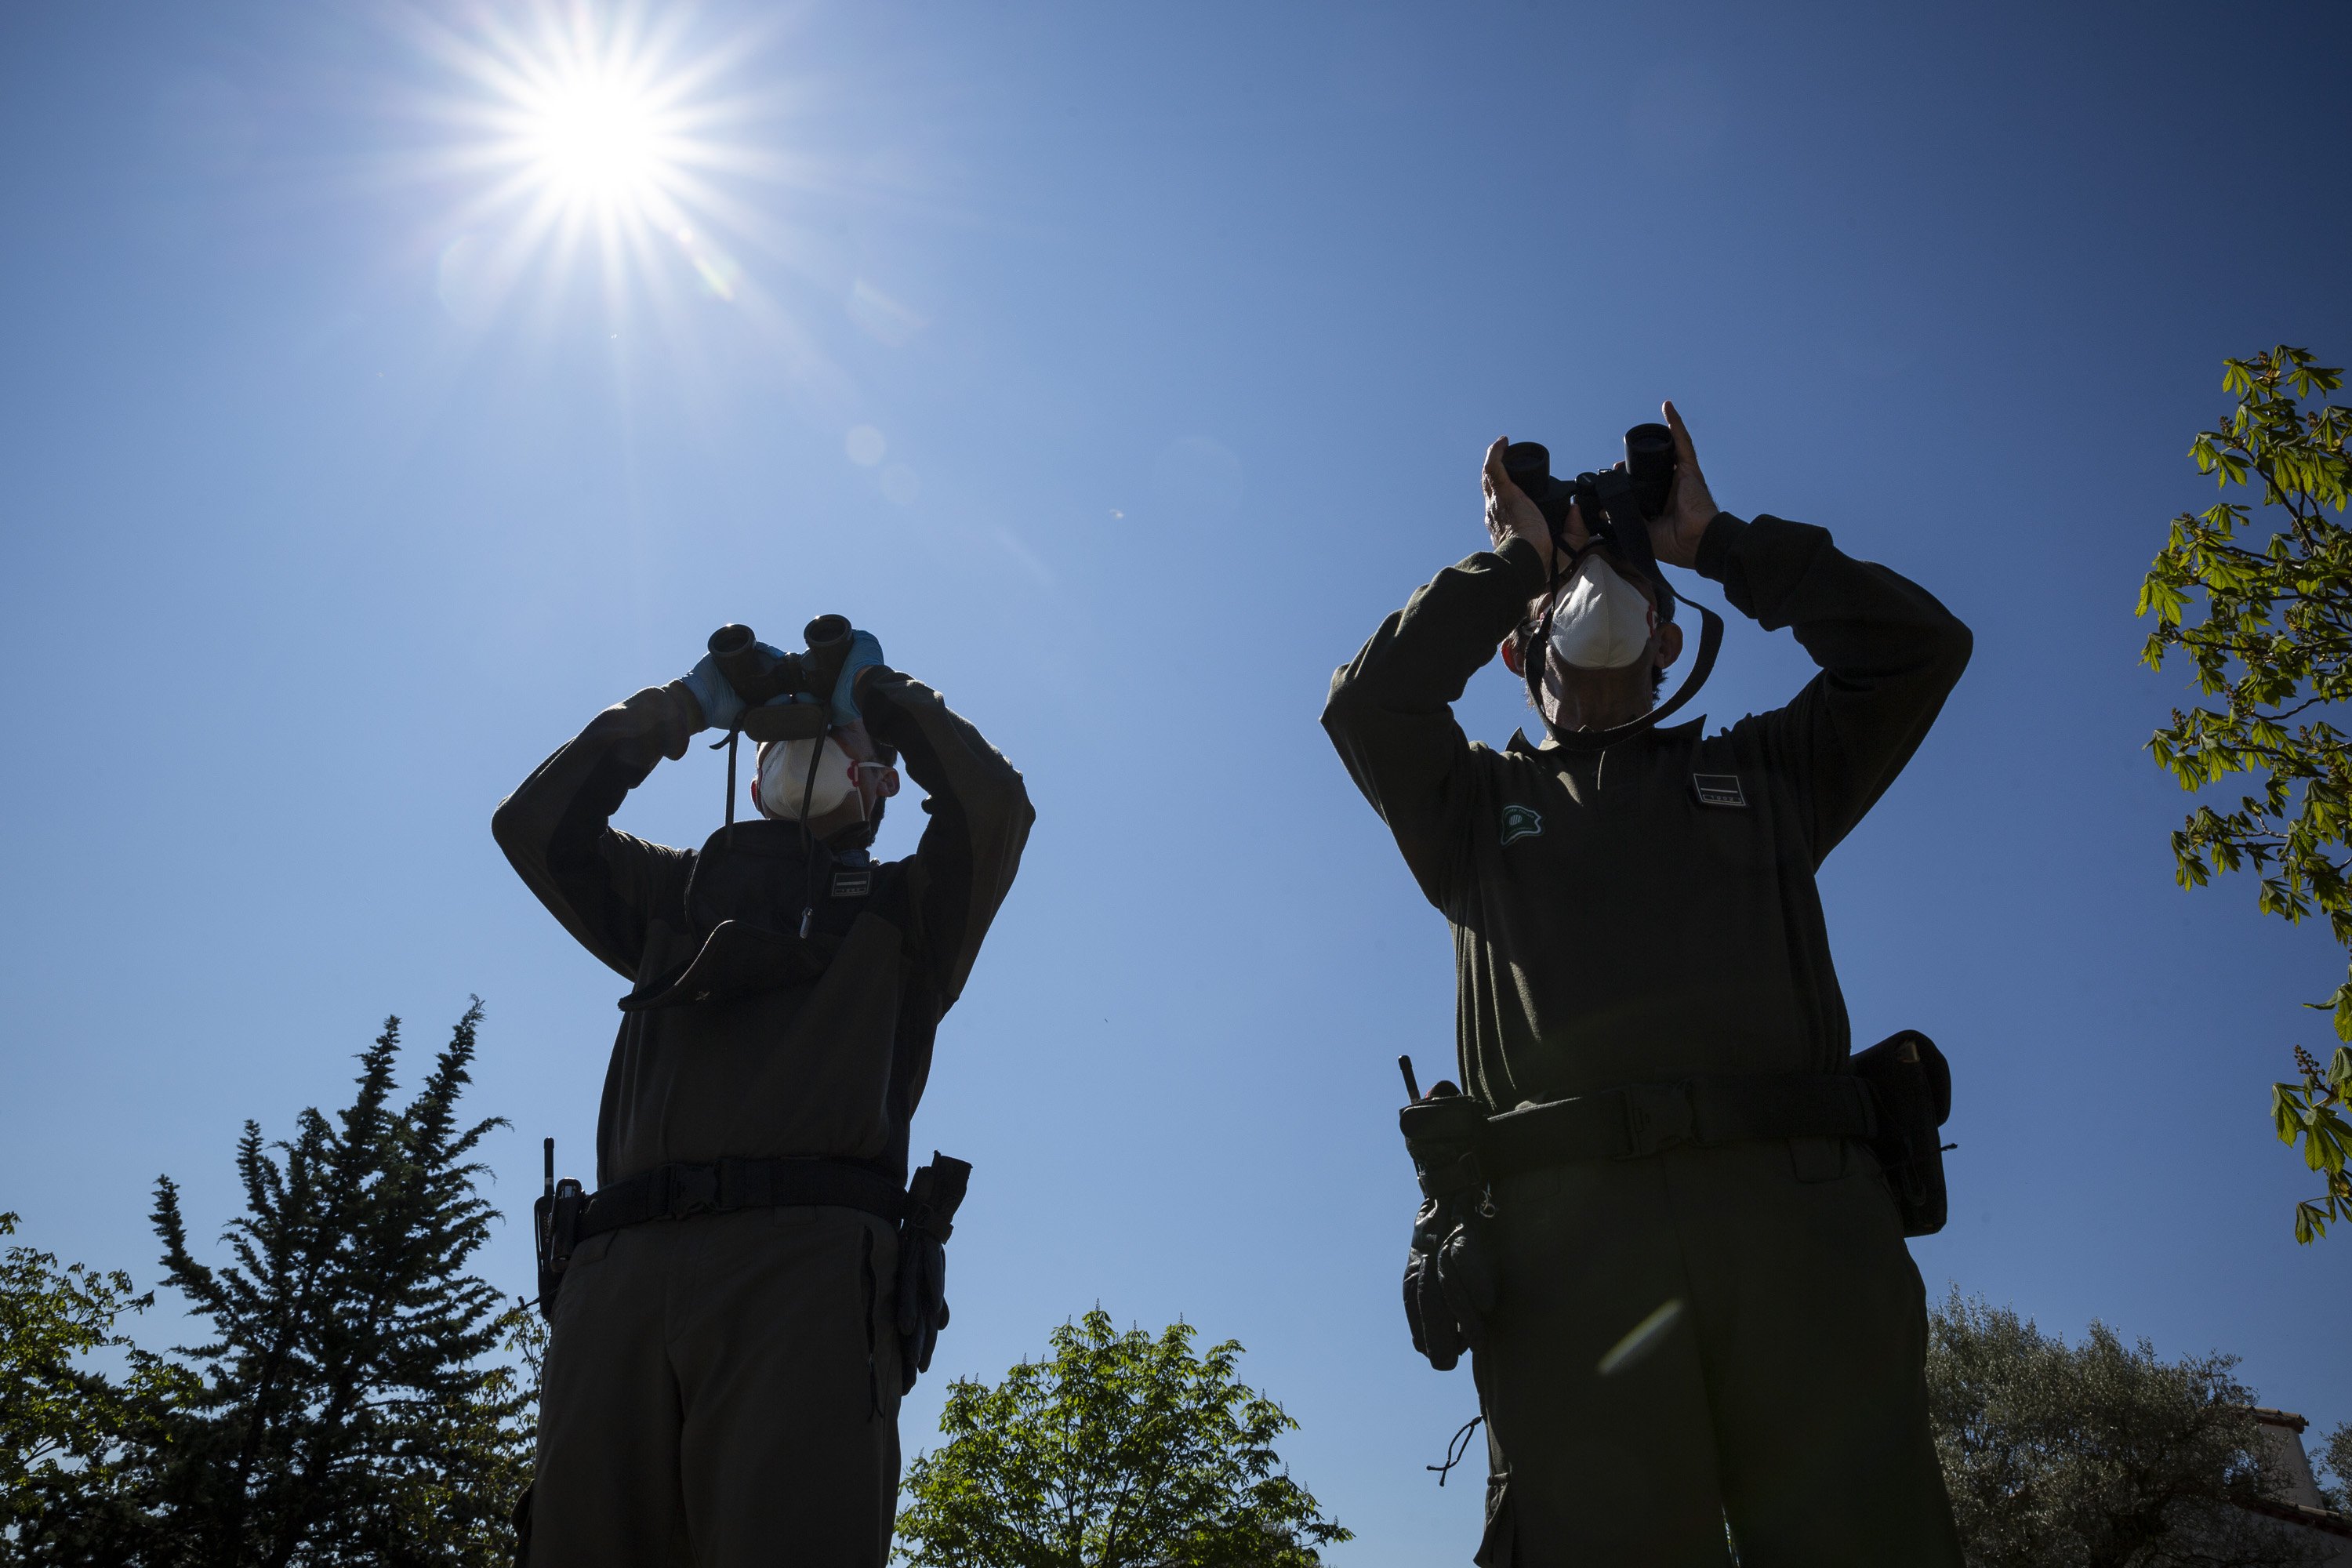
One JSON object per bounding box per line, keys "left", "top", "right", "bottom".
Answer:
{"left": 2140, "top": 345, "right": 2352, "bottom": 1241}
{"left": 2274, "top": 1045, "right": 2352, "bottom": 1243}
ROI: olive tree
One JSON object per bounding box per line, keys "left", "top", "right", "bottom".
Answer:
{"left": 1926, "top": 1291, "right": 2328, "bottom": 1568}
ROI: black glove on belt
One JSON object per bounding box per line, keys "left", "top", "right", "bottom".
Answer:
{"left": 896, "top": 1154, "right": 971, "bottom": 1394}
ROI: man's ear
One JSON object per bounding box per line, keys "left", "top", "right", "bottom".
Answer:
{"left": 1655, "top": 619, "right": 1686, "bottom": 673}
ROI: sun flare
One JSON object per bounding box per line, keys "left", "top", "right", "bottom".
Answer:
{"left": 419, "top": 0, "right": 776, "bottom": 315}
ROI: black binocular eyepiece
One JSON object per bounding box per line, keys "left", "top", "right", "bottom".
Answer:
{"left": 706, "top": 615, "right": 857, "bottom": 710}
{"left": 1621, "top": 423, "right": 1676, "bottom": 520}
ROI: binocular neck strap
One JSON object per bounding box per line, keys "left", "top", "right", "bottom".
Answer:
{"left": 1524, "top": 465, "right": 1722, "bottom": 751}
{"left": 708, "top": 727, "right": 744, "bottom": 846}
{"left": 1587, "top": 470, "right": 1667, "bottom": 593}
{"left": 1534, "top": 586, "right": 1726, "bottom": 754}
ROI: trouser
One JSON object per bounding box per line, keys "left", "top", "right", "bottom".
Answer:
{"left": 1470, "top": 1136, "right": 1961, "bottom": 1568}
{"left": 528, "top": 1204, "right": 903, "bottom": 1568}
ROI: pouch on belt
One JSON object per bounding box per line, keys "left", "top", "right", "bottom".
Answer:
{"left": 1399, "top": 1088, "right": 1498, "bottom": 1373}
{"left": 896, "top": 1152, "right": 971, "bottom": 1394}
{"left": 1850, "top": 1029, "right": 1953, "bottom": 1236}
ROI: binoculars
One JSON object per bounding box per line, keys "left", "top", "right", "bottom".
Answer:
{"left": 1503, "top": 423, "right": 1676, "bottom": 530}
{"left": 706, "top": 615, "right": 851, "bottom": 742}
{"left": 1501, "top": 423, "right": 1680, "bottom": 619}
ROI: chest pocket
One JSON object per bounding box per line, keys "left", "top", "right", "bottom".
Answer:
{"left": 1684, "top": 739, "right": 1773, "bottom": 874}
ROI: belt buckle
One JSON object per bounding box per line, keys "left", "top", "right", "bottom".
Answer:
{"left": 1621, "top": 1082, "right": 1694, "bottom": 1156}
{"left": 669, "top": 1163, "right": 719, "bottom": 1218}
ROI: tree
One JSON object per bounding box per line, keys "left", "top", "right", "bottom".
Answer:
{"left": 895, "top": 1308, "right": 1351, "bottom": 1568}
{"left": 1926, "top": 1290, "right": 2325, "bottom": 1568}
{"left": 0, "top": 1212, "right": 164, "bottom": 1551}
{"left": 11, "top": 1002, "right": 535, "bottom": 1567}
{"left": 2319, "top": 1422, "right": 2352, "bottom": 1512}
{"left": 2139, "top": 344, "right": 2352, "bottom": 1242}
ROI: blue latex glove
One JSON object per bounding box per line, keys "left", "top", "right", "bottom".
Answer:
{"left": 829, "top": 629, "right": 886, "bottom": 728}
{"left": 680, "top": 644, "right": 783, "bottom": 732}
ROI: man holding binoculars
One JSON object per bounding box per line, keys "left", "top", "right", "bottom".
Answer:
{"left": 492, "top": 617, "right": 1032, "bottom": 1566}
{"left": 1323, "top": 405, "right": 1970, "bottom": 1565}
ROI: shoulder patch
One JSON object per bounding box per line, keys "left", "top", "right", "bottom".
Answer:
{"left": 1691, "top": 773, "right": 1748, "bottom": 809}
{"left": 1501, "top": 803, "right": 1544, "bottom": 844}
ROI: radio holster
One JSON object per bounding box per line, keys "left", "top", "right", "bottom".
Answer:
{"left": 1399, "top": 1089, "right": 1498, "bottom": 1373}
{"left": 896, "top": 1153, "right": 971, "bottom": 1394}
{"left": 533, "top": 1140, "right": 586, "bottom": 1323}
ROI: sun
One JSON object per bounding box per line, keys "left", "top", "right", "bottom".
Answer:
{"left": 524, "top": 71, "right": 665, "bottom": 210}
{"left": 416, "top": 0, "right": 775, "bottom": 310}
{"left": 481, "top": 14, "right": 693, "bottom": 228}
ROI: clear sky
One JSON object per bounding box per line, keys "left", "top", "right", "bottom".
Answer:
{"left": 3, "top": 0, "right": 2348, "bottom": 1558}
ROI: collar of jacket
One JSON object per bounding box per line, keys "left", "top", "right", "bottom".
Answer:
{"left": 694, "top": 818, "right": 877, "bottom": 862}
{"left": 697, "top": 818, "right": 819, "bottom": 861}
{"left": 1506, "top": 715, "right": 1705, "bottom": 758}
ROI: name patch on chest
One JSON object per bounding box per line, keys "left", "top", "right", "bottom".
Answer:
{"left": 1691, "top": 773, "right": 1748, "bottom": 809}
{"left": 831, "top": 869, "right": 873, "bottom": 898}
{"left": 1501, "top": 804, "right": 1544, "bottom": 844}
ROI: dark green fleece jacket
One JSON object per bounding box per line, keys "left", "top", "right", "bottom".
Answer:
{"left": 494, "top": 670, "right": 1032, "bottom": 1189}
{"left": 1323, "top": 517, "right": 1969, "bottom": 1112}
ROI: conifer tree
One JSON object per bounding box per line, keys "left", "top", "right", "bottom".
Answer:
{"left": 13, "top": 1001, "right": 535, "bottom": 1567}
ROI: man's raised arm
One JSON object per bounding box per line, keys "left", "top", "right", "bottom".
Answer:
{"left": 1323, "top": 534, "right": 1548, "bottom": 905}
{"left": 1700, "top": 514, "right": 1973, "bottom": 862}
{"left": 491, "top": 683, "right": 699, "bottom": 980}
{"left": 858, "top": 670, "right": 1034, "bottom": 1010}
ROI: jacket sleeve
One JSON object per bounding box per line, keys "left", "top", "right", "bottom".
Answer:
{"left": 1700, "top": 514, "right": 1973, "bottom": 863}
{"left": 1322, "top": 535, "right": 1551, "bottom": 906}
{"left": 490, "top": 685, "right": 699, "bottom": 980}
{"left": 861, "top": 670, "right": 1034, "bottom": 1010}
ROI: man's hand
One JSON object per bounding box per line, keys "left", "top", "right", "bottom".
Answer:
{"left": 1648, "top": 401, "right": 1720, "bottom": 569}
{"left": 830, "top": 629, "right": 886, "bottom": 728}
{"left": 608, "top": 684, "right": 697, "bottom": 761}
{"left": 1484, "top": 437, "right": 1583, "bottom": 574}
{"left": 681, "top": 648, "right": 769, "bottom": 733}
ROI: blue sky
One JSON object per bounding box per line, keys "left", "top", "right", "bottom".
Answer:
{"left": 3, "top": 0, "right": 2349, "bottom": 1557}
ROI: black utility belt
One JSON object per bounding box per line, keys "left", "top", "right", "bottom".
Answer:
{"left": 576, "top": 1157, "right": 907, "bottom": 1240}
{"left": 1405, "top": 1072, "right": 1878, "bottom": 1200}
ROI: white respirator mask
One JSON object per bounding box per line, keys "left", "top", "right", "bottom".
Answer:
{"left": 757, "top": 735, "right": 866, "bottom": 823}
{"left": 1546, "top": 554, "right": 1658, "bottom": 670}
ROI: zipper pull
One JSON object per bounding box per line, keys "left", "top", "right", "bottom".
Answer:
{"left": 799, "top": 906, "right": 813, "bottom": 939}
